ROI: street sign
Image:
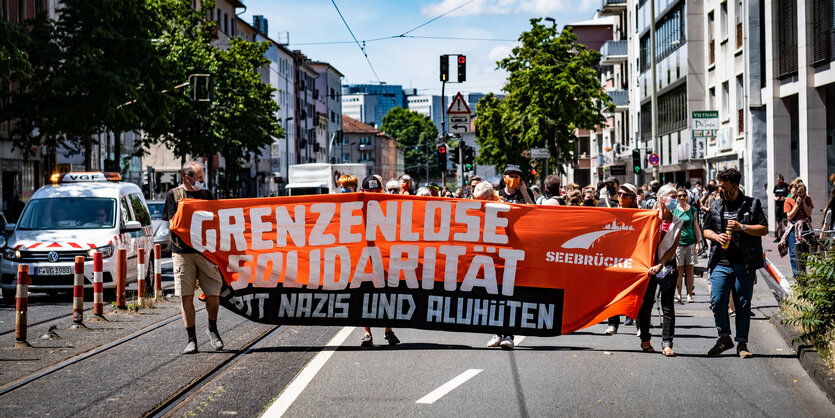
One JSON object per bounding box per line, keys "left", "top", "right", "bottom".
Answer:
{"left": 447, "top": 92, "right": 471, "bottom": 114}
{"left": 609, "top": 165, "right": 626, "bottom": 175}
{"left": 648, "top": 153, "right": 660, "bottom": 166}
{"left": 530, "top": 148, "right": 549, "bottom": 159}
{"left": 449, "top": 115, "right": 471, "bottom": 134}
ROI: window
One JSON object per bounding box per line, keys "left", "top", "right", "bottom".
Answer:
{"left": 18, "top": 0, "right": 25, "bottom": 22}
{"left": 776, "top": 0, "right": 798, "bottom": 78}
{"left": 129, "top": 194, "right": 152, "bottom": 227}
{"left": 342, "top": 153, "right": 350, "bottom": 162}
{"left": 810, "top": 0, "right": 833, "bottom": 65}
{"left": 16, "top": 198, "right": 116, "bottom": 230}
{"left": 657, "top": 82, "right": 687, "bottom": 135}
{"left": 120, "top": 197, "right": 132, "bottom": 228}
{"left": 35, "top": 0, "right": 44, "bottom": 14}
{"left": 360, "top": 153, "right": 371, "bottom": 161}
{"left": 640, "top": 102, "right": 651, "bottom": 140}
{"left": 736, "top": 75, "right": 745, "bottom": 134}
{"left": 708, "top": 11, "right": 716, "bottom": 65}
{"left": 1, "top": 0, "right": 6, "bottom": 20}
{"left": 722, "top": 81, "right": 730, "bottom": 120}
{"left": 735, "top": 0, "right": 743, "bottom": 49}
{"left": 640, "top": 34, "right": 650, "bottom": 72}
{"left": 708, "top": 86, "right": 716, "bottom": 110}
{"left": 720, "top": 1, "right": 728, "bottom": 40}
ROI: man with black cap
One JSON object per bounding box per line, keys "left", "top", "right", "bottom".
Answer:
{"left": 597, "top": 176, "right": 620, "bottom": 208}
{"left": 360, "top": 175, "right": 383, "bottom": 193}
{"left": 499, "top": 164, "right": 534, "bottom": 204}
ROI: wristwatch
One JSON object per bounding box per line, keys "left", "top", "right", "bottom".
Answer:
{"left": 740, "top": 224, "right": 747, "bottom": 231}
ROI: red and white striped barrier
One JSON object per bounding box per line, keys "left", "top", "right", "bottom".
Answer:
{"left": 759, "top": 255, "right": 792, "bottom": 302}
{"left": 137, "top": 247, "right": 146, "bottom": 307}
{"left": 154, "top": 244, "right": 163, "bottom": 300}
{"left": 116, "top": 248, "right": 126, "bottom": 309}
{"left": 71, "top": 256, "right": 85, "bottom": 328}
{"left": 14, "top": 265, "right": 31, "bottom": 348}
{"left": 93, "top": 252, "right": 104, "bottom": 318}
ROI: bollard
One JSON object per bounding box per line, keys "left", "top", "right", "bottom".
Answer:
{"left": 70, "top": 256, "right": 86, "bottom": 329}
{"left": 137, "top": 247, "right": 146, "bottom": 307}
{"left": 116, "top": 248, "right": 126, "bottom": 309}
{"left": 14, "top": 265, "right": 31, "bottom": 348}
{"left": 93, "top": 252, "right": 105, "bottom": 318}
{"left": 154, "top": 244, "right": 163, "bottom": 300}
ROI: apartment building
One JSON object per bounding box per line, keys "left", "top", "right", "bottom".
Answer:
{"left": 341, "top": 115, "right": 403, "bottom": 181}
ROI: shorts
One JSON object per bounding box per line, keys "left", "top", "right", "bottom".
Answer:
{"left": 172, "top": 252, "right": 223, "bottom": 297}
{"left": 675, "top": 243, "right": 696, "bottom": 266}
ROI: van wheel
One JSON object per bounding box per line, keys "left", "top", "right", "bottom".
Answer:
{"left": 1, "top": 288, "right": 14, "bottom": 304}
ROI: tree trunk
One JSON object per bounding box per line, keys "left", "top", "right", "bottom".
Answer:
{"left": 113, "top": 130, "right": 122, "bottom": 173}
{"left": 84, "top": 136, "right": 92, "bottom": 171}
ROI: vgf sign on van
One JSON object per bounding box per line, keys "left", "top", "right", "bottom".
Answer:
{"left": 691, "top": 111, "right": 719, "bottom": 137}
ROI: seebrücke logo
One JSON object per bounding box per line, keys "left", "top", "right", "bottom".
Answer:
{"left": 560, "top": 220, "right": 634, "bottom": 250}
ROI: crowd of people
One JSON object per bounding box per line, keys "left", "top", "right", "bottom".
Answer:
{"left": 167, "top": 159, "right": 834, "bottom": 357}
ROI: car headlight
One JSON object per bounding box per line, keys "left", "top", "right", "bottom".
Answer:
{"left": 87, "top": 244, "right": 114, "bottom": 259}
{"left": 154, "top": 228, "right": 169, "bottom": 240}
{"left": 3, "top": 247, "right": 20, "bottom": 261}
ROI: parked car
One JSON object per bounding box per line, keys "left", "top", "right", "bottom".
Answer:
{"left": 146, "top": 200, "right": 170, "bottom": 256}
{"left": 1, "top": 172, "right": 154, "bottom": 303}
{"left": 0, "top": 211, "right": 8, "bottom": 250}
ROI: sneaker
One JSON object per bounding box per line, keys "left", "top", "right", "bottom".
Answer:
{"left": 687, "top": 294, "right": 694, "bottom": 303}
{"left": 206, "top": 329, "right": 224, "bottom": 350}
{"left": 624, "top": 317, "right": 634, "bottom": 326}
{"left": 500, "top": 336, "right": 515, "bottom": 350}
{"left": 674, "top": 295, "right": 682, "bottom": 303}
{"left": 384, "top": 330, "right": 400, "bottom": 346}
{"left": 604, "top": 326, "right": 618, "bottom": 335}
{"left": 486, "top": 334, "right": 502, "bottom": 347}
{"left": 183, "top": 341, "right": 198, "bottom": 354}
{"left": 707, "top": 336, "right": 735, "bottom": 356}
{"left": 361, "top": 334, "right": 373, "bottom": 347}
{"left": 737, "top": 343, "right": 753, "bottom": 358}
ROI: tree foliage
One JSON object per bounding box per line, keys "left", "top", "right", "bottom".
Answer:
{"left": 474, "top": 18, "right": 614, "bottom": 175}
{"left": 785, "top": 249, "right": 835, "bottom": 357}
{"left": 380, "top": 107, "right": 439, "bottom": 183}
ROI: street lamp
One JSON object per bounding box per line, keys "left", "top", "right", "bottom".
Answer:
{"left": 284, "top": 117, "right": 294, "bottom": 185}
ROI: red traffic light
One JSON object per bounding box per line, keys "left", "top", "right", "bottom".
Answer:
{"left": 458, "top": 55, "right": 466, "bottom": 64}
{"left": 529, "top": 169, "right": 536, "bottom": 176}
{"left": 437, "top": 145, "right": 447, "bottom": 154}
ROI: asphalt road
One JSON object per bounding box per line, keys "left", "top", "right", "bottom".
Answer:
{"left": 1, "top": 254, "right": 834, "bottom": 417}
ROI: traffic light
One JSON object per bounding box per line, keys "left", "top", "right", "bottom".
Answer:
{"left": 437, "top": 143, "right": 447, "bottom": 170}
{"left": 632, "top": 149, "right": 642, "bottom": 174}
{"left": 189, "top": 74, "right": 213, "bottom": 102}
{"left": 440, "top": 55, "right": 449, "bottom": 82}
{"left": 457, "top": 55, "right": 466, "bottom": 82}
{"left": 529, "top": 168, "right": 536, "bottom": 177}
{"left": 450, "top": 146, "right": 460, "bottom": 164}
{"left": 462, "top": 144, "right": 474, "bottom": 171}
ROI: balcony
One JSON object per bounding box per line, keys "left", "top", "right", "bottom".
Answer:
{"left": 358, "top": 143, "right": 374, "bottom": 152}
{"left": 600, "top": 40, "right": 627, "bottom": 65}
{"left": 600, "top": 0, "right": 627, "bottom": 16}
{"left": 606, "top": 89, "right": 629, "bottom": 112}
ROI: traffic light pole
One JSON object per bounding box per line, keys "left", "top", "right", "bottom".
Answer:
{"left": 441, "top": 80, "right": 446, "bottom": 186}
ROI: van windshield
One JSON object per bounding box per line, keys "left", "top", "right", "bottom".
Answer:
{"left": 16, "top": 198, "right": 117, "bottom": 230}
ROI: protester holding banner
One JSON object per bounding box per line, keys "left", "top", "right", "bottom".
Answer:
{"left": 703, "top": 168, "right": 767, "bottom": 358}
{"left": 163, "top": 161, "right": 224, "bottom": 354}
{"left": 337, "top": 174, "right": 358, "bottom": 193}
{"left": 597, "top": 176, "right": 620, "bottom": 208}
{"left": 637, "top": 184, "right": 682, "bottom": 356}
{"left": 358, "top": 175, "right": 400, "bottom": 347}
{"left": 398, "top": 174, "right": 414, "bottom": 195}
{"left": 541, "top": 175, "right": 564, "bottom": 206}
{"left": 499, "top": 165, "right": 534, "bottom": 204}
{"left": 603, "top": 183, "right": 640, "bottom": 335}
{"left": 672, "top": 186, "right": 702, "bottom": 303}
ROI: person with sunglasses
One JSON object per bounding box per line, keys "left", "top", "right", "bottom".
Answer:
{"left": 672, "top": 186, "right": 702, "bottom": 303}
{"left": 603, "top": 183, "right": 640, "bottom": 335}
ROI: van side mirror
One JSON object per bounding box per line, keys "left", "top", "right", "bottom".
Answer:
{"left": 122, "top": 220, "right": 142, "bottom": 232}
{"left": 5, "top": 223, "right": 14, "bottom": 233}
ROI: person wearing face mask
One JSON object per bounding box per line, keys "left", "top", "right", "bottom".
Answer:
{"left": 337, "top": 174, "right": 358, "bottom": 193}
{"left": 672, "top": 186, "right": 702, "bottom": 303}
{"left": 597, "top": 176, "right": 620, "bottom": 208}
{"left": 498, "top": 165, "right": 534, "bottom": 204}
{"left": 398, "top": 174, "right": 414, "bottom": 195}
{"left": 163, "top": 161, "right": 224, "bottom": 354}
{"left": 702, "top": 168, "right": 767, "bottom": 358}
{"left": 603, "top": 183, "right": 639, "bottom": 335}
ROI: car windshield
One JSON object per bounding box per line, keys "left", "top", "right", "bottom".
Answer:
{"left": 16, "top": 198, "right": 117, "bottom": 230}
{"left": 148, "top": 203, "right": 164, "bottom": 220}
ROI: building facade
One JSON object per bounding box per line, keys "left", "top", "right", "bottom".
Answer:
{"left": 341, "top": 115, "right": 403, "bottom": 181}
{"left": 342, "top": 84, "right": 406, "bottom": 128}
{"left": 309, "top": 61, "right": 344, "bottom": 162}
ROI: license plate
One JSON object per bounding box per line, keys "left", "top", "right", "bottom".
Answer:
{"left": 33, "top": 266, "right": 73, "bottom": 276}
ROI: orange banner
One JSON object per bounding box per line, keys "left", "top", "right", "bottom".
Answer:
{"left": 169, "top": 193, "right": 660, "bottom": 336}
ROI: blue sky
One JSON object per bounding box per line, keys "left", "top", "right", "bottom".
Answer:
{"left": 240, "top": 0, "right": 599, "bottom": 95}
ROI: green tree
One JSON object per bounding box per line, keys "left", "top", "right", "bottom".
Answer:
{"left": 0, "top": 20, "right": 32, "bottom": 86}
{"left": 380, "top": 107, "right": 439, "bottom": 183}
{"left": 474, "top": 18, "right": 613, "bottom": 176}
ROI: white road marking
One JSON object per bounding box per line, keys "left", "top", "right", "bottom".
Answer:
{"left": 514, "top": 336, "right": 525, "bottom": 347}
{"left": 261, "top": 326, "right": 355, "bottom": 417}
{"left": 416, "top": 369, "right": 483, "bottom": 404}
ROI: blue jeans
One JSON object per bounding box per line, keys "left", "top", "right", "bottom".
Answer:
{"left": 787, "top": 229, "right": 797, "bottom": 276}
{"left": 709, "top": 264, "right": 755, "bottom": 343}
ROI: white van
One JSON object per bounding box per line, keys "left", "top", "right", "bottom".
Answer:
{"left": 1, "top": 172, "right": 154, "bottom": 302}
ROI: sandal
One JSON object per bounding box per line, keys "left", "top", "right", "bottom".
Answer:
{"left": 663, "top": 346, "right": 675, "bottom": 357}
{"left": 641, "top": 341, "right": 655, "bottom": 352}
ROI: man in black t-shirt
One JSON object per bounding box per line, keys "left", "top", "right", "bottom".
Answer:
{"left": 498, "top": 164, "right": 534, "bottom": 205}
{"left": 597, "top": 176, "right": 620, "bottom": 208}
{"left": 772, "top": 174, "right": 788, "bottom": 241}
{"left": 162, "top": 161, "right": 224, "bottom": 354}
{"left": 703, "top": 168, "right": 767, "bottom": 358}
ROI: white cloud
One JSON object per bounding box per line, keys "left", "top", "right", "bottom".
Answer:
{"left": 420, "top": 0, "right": 594, "bottom": 17}
{"left": 488, "top": 45, "right": 513, "bottom": 62}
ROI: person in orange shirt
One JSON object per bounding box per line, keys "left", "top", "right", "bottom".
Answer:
{"left": 784, "top": 182, "right": 814, "bottom": 278}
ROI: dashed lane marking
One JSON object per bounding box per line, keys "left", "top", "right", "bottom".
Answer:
{"left": 261, "top": 326, "right": 355, "bottom": 417}
{"left": 416, "top": 369, "right": 483, "bottom": 404}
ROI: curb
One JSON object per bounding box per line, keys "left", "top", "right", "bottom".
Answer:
{"left": 769, "top": 311, "right": 835, "bottom": 403}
